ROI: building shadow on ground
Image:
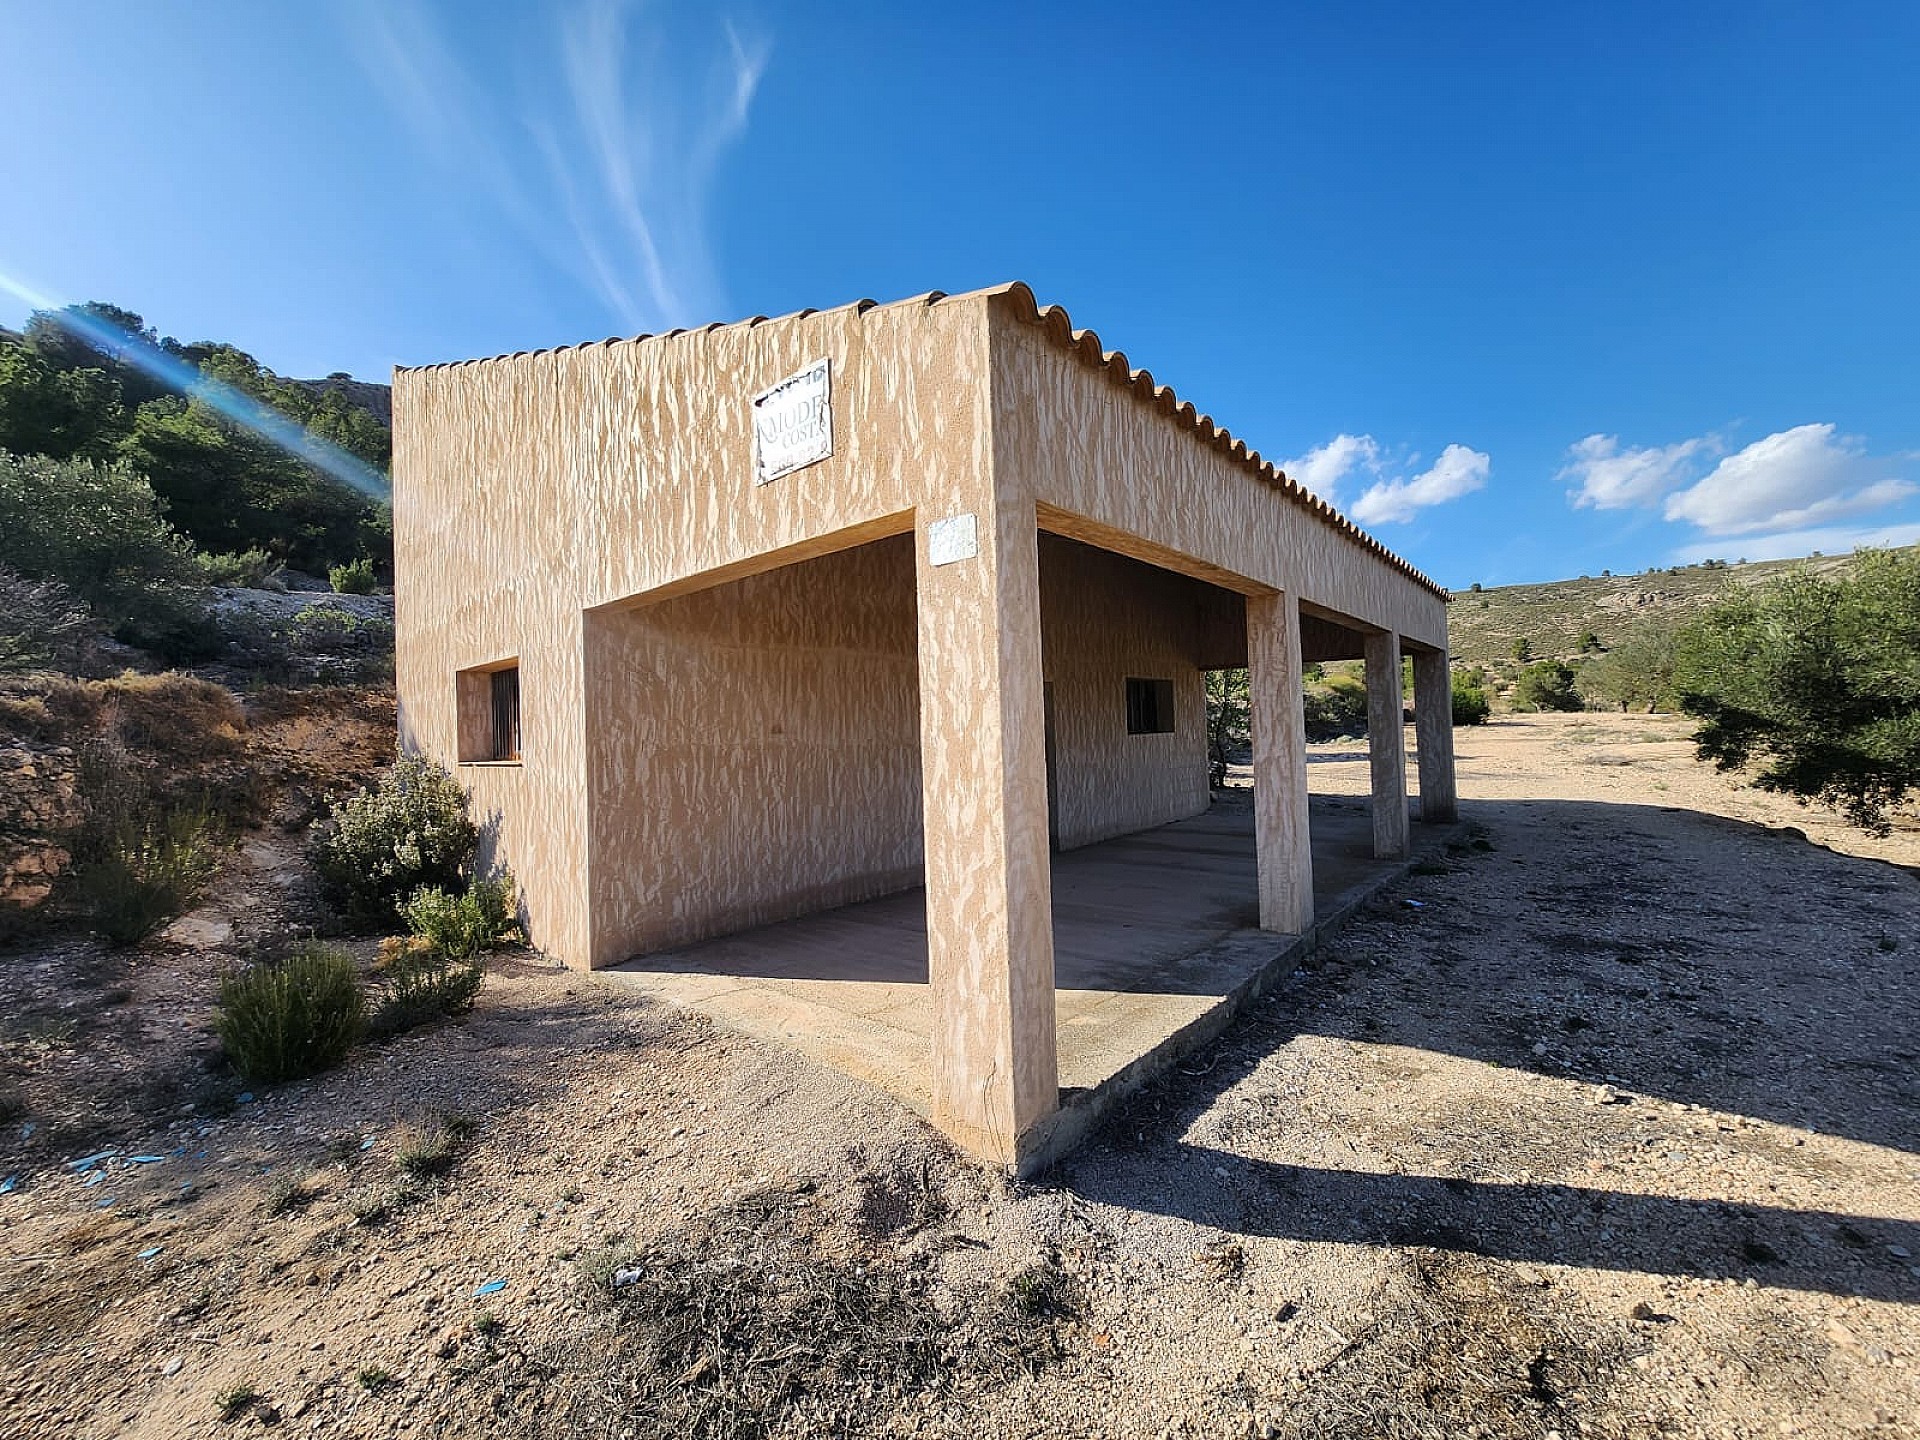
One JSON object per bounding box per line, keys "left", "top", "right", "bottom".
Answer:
{"left": 1055, "top": 793, "right": 1920, "bottom": 1304}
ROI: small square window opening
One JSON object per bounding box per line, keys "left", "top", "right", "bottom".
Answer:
{"left": 457, "top": 660, "right": 521, "bottom": 763}
{"left": 1125, "top": 677, "right": 1176, "bottom": 735}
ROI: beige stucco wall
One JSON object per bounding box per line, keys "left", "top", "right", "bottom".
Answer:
{"left": 394, "top": 295, "right": 995, "bottom": 965}
{"left": 986, "top": 290, "right": 1449, "bottom": 652}
{"left": 574, "top": 530, "right": 1215, "bottom": 966}
{"left": 394, "top": 282, "right": 1451, "bottom": 1164}
{"left": 583, "top": 535, "right": 924, "bottom": 964}
{"left": 1039, "top": 534, "right": 1210, "bottom": 850}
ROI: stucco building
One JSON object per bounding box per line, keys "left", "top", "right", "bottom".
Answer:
{"left": 392, "top": 283, "right": 1454, "bottom": 1166}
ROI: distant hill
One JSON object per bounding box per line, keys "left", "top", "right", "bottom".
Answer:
{"left": 1447, "top": 551, "right": 1876, "bottom": 669}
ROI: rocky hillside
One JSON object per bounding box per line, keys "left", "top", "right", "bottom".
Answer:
{"left": 1447, "top": 550, "right": 1874, "bottom": 668}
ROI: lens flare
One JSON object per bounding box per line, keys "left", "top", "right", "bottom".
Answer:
{"left": 0, "top": 269, "right": 389, "bottom": 501}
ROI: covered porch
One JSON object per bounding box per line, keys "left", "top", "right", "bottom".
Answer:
{"left": 608, "top": 776, "right": 1461, "bottom": 1167}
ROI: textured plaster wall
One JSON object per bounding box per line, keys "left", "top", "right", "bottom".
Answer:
{"left": 392, "top": 367, "right": 594, "bottom": 965}
{"left": 394, "top": 297, "right": 995, "bottom": 969}
{"left": 394, "top": 284, "right": 1450, "bottom": 1164}
{"left": 988, "top": 297, "right": 1449, "bottom": 651}
{"left": 584, "top": 536, "right": 924, "bottom": 965}
{"left": 580, "top": 531, "right": 1214, "bottom": 967}
{"left": 1039, "top": 534, "right": 1210, "bottom": 850}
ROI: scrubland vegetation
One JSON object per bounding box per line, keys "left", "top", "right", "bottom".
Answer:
{"left": 0, "top": 301, "right": 391, "bottom": 673}
{"left": 1, "top": 295, "right": 1915, "bottom": 1440}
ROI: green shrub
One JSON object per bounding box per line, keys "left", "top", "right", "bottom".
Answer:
{"left": 1303, "top": 678, "right": 1369, "bottom": 741}
{"left": 1674, "top": 548, "right": 1920, "bottom": 831}
{"left": 215, "top": 943, "right": 365, "bottom": 1084}
{"left": 75, "top": 804, "right": 225, "bottom": 945}
{"left": 401, "top": 871, "right": 518, "bottom": 959}
{"left": 196, "top": 548, "right": 279, "bottom": 589}
{"left": 310, "top": 755, "right": 478, "bottom": 926}
{"left": 1512, "top": 660, "right": 1584, "bottom": 712}
{"left": 329, "top": 557, "right": 377, "bottom": 595}
{"left": 0, "top": 449, "right": 206, "bottom": 649}
{"left": 1451, "top": 681, "right": 1491, "bottom": 726}
{"left": 224, "top": 604, "right": 395, "bottom": 685}
{"left": 369, "top": 945, "right": 484, "bottom": 1038}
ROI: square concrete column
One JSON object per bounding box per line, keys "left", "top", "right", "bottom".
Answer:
{"left": 915, "top": 499, "right": 1058, "bottom": 1166}
{"left": 1411, "top": 647, "right": 1458, "bottom": 824}
{"left": 1247, "top": 591, "right": 1313, "bottom": 934}
{"left": 1365, "top": 629, "right": 1410, "bottom": 860}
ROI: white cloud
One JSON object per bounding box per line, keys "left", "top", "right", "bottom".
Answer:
{"left": 1662, "top": 423, "right": 1913, "bottom": 536}
{"left": 1280, "top": 433, "right": 1380, "bottom": 505}
{"left": 347, "top": 0, "right": 768, "bottom": 332}
{"left": 1562, "top": 432, "right": 1714, "bottom": 510}
{"left": 1351, "top": 444, "right": 1491, "bottom": 526}
{"left": 1669, "top": 521, "right": 1920, "bottom": 566}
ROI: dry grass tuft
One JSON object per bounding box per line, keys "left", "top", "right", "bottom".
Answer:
{"left": 523, "top": 1184, "right": 1081, "bottom": 1440}
{"left": 1266, "top": 1251, "right": 1631, "bottom": 1440}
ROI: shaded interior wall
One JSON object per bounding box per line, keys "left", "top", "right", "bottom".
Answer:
{"left": 584, "top": 535, "right": 923, "bottom": 965}
{"left": 395, "top": 298, "right": 992, "bottom": 971}
{"left": 1038, "top": 535, "right": 1211, "bottom": 850}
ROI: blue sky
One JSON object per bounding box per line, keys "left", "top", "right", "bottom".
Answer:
{"left": 2, "top": 1, "right": 1916, "bottom": 587}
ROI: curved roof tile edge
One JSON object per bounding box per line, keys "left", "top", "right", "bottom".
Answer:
{"left": 979, "top": 282, "right": 1445, "bottom": 599}
{"left": 396, "top": 283, "right": 1446, "bottom": 600}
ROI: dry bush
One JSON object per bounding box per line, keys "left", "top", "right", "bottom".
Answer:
{"left": 391, "top": 1108, "right": 476, "bottom": 1180}
{"left": 1263, "top": 1251, "right": 1632, "bottom": 1440}
{"left": 523, "top": 1185, "right": 1080, "bottom": 1440}
{"left": 102, "top": 671, "right": 245, "bottom": 759}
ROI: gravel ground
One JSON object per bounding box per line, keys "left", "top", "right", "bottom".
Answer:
{"left": 1, "top": 711, "right": 1915, "bottom": 1438}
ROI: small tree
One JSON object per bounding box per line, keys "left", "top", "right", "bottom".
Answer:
{"left": 1512, "top": 661, "right": 1583, "bottom": 712}
{"left": 1672, "top": 549, "right": 1920, "bottom": 832}
{"left": 1510, "top": 636, "right": 1533, "bottom": 662}
{"left": 1203, "top": 669, "right": 1250, "bottom": 785}
{"left": 1577, "top": 620, "right": 1678, "bottom": 713}
{"left": 0, "top": 449, "right": 205, "bottom": 648}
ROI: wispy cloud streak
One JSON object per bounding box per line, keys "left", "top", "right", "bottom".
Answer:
{"left": 348, "top": 0, "right": 767, "bottom": 332}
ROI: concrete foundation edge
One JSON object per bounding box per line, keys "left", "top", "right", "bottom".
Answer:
{"left": 1010, "top": 816, "right": 1472, "bottom": 1179}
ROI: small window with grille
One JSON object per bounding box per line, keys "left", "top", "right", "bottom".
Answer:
{"left": 1125, "top": 677, "right": 1175, "bottom": 735}
{"left": 457, "top": 660, "right": 522, "bottom": 763}
{"left": 488, "top": 667, "right": 520, "bottom": 760}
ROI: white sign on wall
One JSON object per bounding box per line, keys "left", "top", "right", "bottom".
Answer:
{"left": 752, "top": 358, "right": 833, "bottom": 485}
{"left": 927, "top": 512, "right": 979, "bottom": 567}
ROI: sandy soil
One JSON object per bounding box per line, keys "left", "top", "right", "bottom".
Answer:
{"left": 1, "top": 711, "right": 1915, "bottom": 1439}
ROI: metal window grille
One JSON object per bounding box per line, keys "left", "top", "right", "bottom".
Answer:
{"left": 490, "top": 667, "right": 521, "bottom": 761}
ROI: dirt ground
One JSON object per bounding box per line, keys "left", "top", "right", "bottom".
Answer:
{"left": 2, "top": 711, "right": 1916, "bottom": 1439}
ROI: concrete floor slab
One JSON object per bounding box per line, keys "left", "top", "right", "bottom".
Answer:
{"left": 606, "top": 784, "right": 1459, "bottom": 1166}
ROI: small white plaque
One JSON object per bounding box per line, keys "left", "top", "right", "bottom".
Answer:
{"left": 752, "top": 358, "right": 833, "bottom": 485}
{"left": 927, "top": 513, "right": 979, "bottom": 567}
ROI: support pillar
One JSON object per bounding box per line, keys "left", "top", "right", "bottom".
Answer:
{"left": 1365, "top": 629, "right": 1409, "bottom": 860}
{"left": 915, "top": 498, "right": 1058, "bottom": 1166}
{"left": 1412, "top": 647, "right": 1458, "bottom": 823}
{"left": 1247, "top": 591, "right": 1313, "bottom": 933}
